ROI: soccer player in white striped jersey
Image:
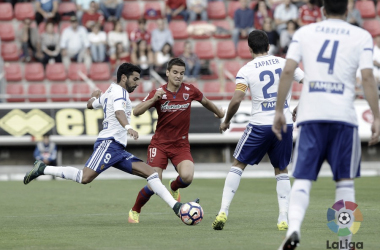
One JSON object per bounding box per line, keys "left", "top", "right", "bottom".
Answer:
{"left": 23, "top": 63, "right": 186, "bottom": 219}
{"left": 273, "top": 1, "right": 380, "bottom": 249}
{"left": 212, "top": 30, "right": 304, "bottom": 231}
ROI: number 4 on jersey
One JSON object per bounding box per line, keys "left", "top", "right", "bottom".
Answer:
{"left": 317, "top": 40, "right": 339, "bottom": 75}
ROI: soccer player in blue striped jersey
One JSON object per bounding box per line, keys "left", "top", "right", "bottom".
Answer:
{"left": 23, "top": 63, "right": 186, "bottom": 218}
{"left": 273, "top": 1, "right": 380, "bottom": 249}
{"left": 212, "top": 30, "right": 304, "bottom": 231}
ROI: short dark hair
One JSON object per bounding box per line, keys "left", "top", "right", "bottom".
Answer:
{"left": 248, "top": 30, "right": 269, "bottom": 54}
{"left": 323, "top": 0, "right": 347, "bottom": 16}
{"left": 167, "top": 58, "right": 186, "bottom": 71}
{"left": 117, "top": 63, "right": 141, "bottom": 82}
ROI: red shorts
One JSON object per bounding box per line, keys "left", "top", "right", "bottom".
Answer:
{"left": 147, "top": 142, "right": 193, "bottom": 170}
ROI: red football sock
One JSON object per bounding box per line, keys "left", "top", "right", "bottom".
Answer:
{"left": 132, "top": 185, "right": 155, "bottom": 213}
{"left": 170, "top": 176, "right": 191, "bottom": 191}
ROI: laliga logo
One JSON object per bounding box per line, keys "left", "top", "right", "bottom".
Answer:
{"left": 326, "top": 200, "right": 364, "bottom": 249}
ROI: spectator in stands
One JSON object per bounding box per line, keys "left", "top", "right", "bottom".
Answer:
{"left": 179, "top": 41, "right": 201, "bottom": 81}
{"left": 151, "top": 18, "right": 174, "bottom": 53}
{"left": 232, "top": 0, "right": 255, "bottom": 49}
{"left": 154, "top": 43, "right": 173, "bottom": 78}
{"left": 187, "top": 0, "right": 208, "bottom": 23}
{"left": 34, "top": 134, "right": 57, "bottom": 166}
{"left": 262, "top": 17, "right": 279, "bottom": 55}
{"left": 280, "top": 20, "right": 297, "bottom": 54}
{"left": 166, "top": 0, "right": 189, "bottom": 23}
{"left": 110, "top": 42, "right": 130, "bottom": 73}
{"left": 41, "top": 21, "right": 61, "bottom": 68}
{"left": 82, "top": 1, "right": 105, "bottom": 31}
{"left": 88, "top": 23, "right": 106, "bottom": 62}
{"left": 99, "top": 0, "right": 123, "bottom": 21}
{"left": 107, "top": 20, "right": 129, "bottom": 55}
{"left": 254, "top": 0, "right": 273, "bottom": 30}
{"left": 131, "top": 40, "right": 153, "bottom": 78}
{"left": 291, "top": 0, "right": 306, "bottom": 8}
{"left": 274, "top": 0, "right": 298, "bottom": 34}
{"left": 77, "top": 0, "right": 99, "bottom": 23}
{"left": 35, "top": 0, "right": 60, "bottom": 25}
{"left": 266, "top": 0, "right": 286, "bottom": 10}
{"left": 60, "top": 16, "right": 92, "bottom": 69}
{"left": 346, "top": 0, "right": 363, "bottom": 27}
{"left": 298, "top": 0, "right": 321, "bottom": 27}
{"left": 19, "top": 18, "right": 43, "bottom": 63}
{"left": 130, "top": 18, "right": 151, "bottom": 51}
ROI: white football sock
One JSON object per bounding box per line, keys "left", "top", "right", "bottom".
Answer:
{"left": 219, "top": 167, "right": 243, "bottom": 216}
{"left": 287, "top": 179, "right": 312, "bottom": 238}
{"left": 147, "top": 173, "right": 177, "bottom": 208}
{"left": 335, "top": 180, "right": 355, "bottom": 250}
{"left": 276, "top": 173, "right": 291, "bottom": 223}
{"left": 44, "top": 166, "right": 83, "bottom": 183}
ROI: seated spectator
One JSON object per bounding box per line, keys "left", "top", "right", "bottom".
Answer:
{"left": 298, "top": 0, "right": 321, "bottom": 27}
{"left": 107, "top": 20, "right": 129, "bottom": 54}
{"left": 151, "top": 18, "right": 174, "bottom": 53}
{"left": 99, "top": 0, "right": 123, "bottom": 21}
{"left": 179, "top": 41, "right": 201, "bottom": 81}
{"left": 274, "top": 0, "right": 298, "bottom": 34}
{"left": 34, "top": 134, "right": 57, "bottom": 166}
{"left": 88, "top": 23, "right": 107, "bottom": 62}
{"left": 232, "top": 0, "right": 254, "bottom": 49}
{"left": 82, "top": 1, "right": 105, "bottom": 31}
{"left": 110, "top": 42, "right": 130, "bottom": 73}
{"left": 35, "top": 0, "right": 60, "bottom": 25}
{"left": 130, "top": 18, "right": 151, "bottom": 51}
{"left": 291, "top": 0, "right": 306, "bottom": 8}
{"left": 267, "top": 0, "right": 286, "bottom": 10}
{"left": 254, "top": 0, "right": 273, "bottom": 30}
{"left": 60, "top": 16, "right": 92, "bottom": 69}
{"left": 166, "top": 0, "right": 189, "bottom": 23}
{"left": 41, "top": 21, "right": 61, "bottom": 67}
{"left": 19, "top": 18, "right": 43, "bottom": 63}
{"left": 154, "top": 43, "right": 173, "bottom": 78}
{"left": 187, "top": 22, "right": 216, "bottom": 36}
{"left": 280, "top": 20, "right": 298, "bottom": 54}
{"left": 187, "top": 0, "right": 208, "bottom": 23}
{"left": 77, "top": 0, "right": 99, "bottom": 23}
{"left": 262, "top": 18, "right": 279, "bottom": 55}
{"left": 346, "top": 0, "right": 363, "bottom": 27}
{"left": 131, "top": 40, "right": 153, "bottom": 78}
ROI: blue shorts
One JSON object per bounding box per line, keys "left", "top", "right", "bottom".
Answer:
{"left": 292, "top": 122, "right": 361, "bottom": 181}
{"left": 85, "top": 139, "right": 142, "bottom": 174}
{"left": 233, "top": 124, "right": 293, "bottom": 170}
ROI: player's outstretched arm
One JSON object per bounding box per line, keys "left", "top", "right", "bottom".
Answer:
{"left": 200, "top": 96, "right": 225, "bottom": 118}
{"left": 133, "top": 89, "right": 165, "bottom": 116}
{"left": 87, "top": 90, "right": 102, "bottom": 109}
{"left": 219, "top": 90, "right": 245, "bottom": 132}
{"left": 115, "top": 110, "right": 139, "bottom": 140}
{"left": 361, "top": 68, "right": 380, "bottom": 146}
{"left": 273, "top": 59, "right": 298, "bottom": 140}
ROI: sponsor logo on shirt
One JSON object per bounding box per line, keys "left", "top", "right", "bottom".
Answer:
{"left": 161, "top": 101, "right": 190, "bottom": 112}
{"left": 309, "top": 81, "right": 344, "bottom": 94}
{"left": 261, "top": 100, "right": 289, "bottom": 111}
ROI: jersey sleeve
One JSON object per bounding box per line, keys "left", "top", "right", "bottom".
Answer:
{"left": 359, "top": 32, "right": 374, "bottom": 70}
{"left": 192, "top": 85, "right": 203, "bottom": 101}
{"left": 235, "top": 68, "right": 248, "bottom": 93}
{"left": 113, "top": 89, "right": 127, "bottom": 112}
{"left": 142, "top": 89, "right": 158, "bottom": 108}
{"left": 293, "top": 67, "right": 305, "bottom": 83}
{"left": 286, "top": 29, "right": 302, "bottom": 63}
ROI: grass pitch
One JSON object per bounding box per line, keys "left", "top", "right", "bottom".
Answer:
{"left": 0, "top": 177, "right": 378, "bottom": 250}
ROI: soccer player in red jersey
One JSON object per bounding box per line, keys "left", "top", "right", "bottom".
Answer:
{"left": 128, "top": 58, "right": 225, "bottom": 223}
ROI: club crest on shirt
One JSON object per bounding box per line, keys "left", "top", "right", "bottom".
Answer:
{"left": 183, "top": 93, "right": 189, "bottom": 100}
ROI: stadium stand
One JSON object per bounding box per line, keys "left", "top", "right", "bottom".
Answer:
{"left": 169, "top": 21, "right": 189, "bottom": 39}
{"left": 1, "top": 43, "right": 19, "bottom": 61}
{"left": 237, "top": 41, "right": 252, "bottom": 59}
{"left": 58, "top": 2, "right": 77, "bottom": 21}
{"left": 223, "top": 61, "right": 242, "bottom": 79}
{"left": 46, "top": 63, "right": 67, "bottom": 81}
{"left": 143, "top": 2, "right": 163, "bottom": 20}
{"left": 217, "top": 41, "right": 236, "bottom": 59}
{"left": 122, "top": 2, "right": 142, "bottom": 20}
{"left": 6, "top": 83, "right": 24, "bottom": 102}
{"left": 356, "top": 1, "right": 376, "bottom": 19}
{"left": 207, "top": 2, "right": 227, "bottom": 19}
{"left": 204, "top": 81, "right": 223, "bottom": 100}
{"left": 0, "top": 3, "right": 14, "bottom": 21}
{"left": 14, "top": 3, "right": 35, "bottom": 21}
{"left": 195, "top": 41, "right": 214, "bottom": 59}
{"left": 28, "top": 83, "right": 47, "bottom": 102}
{"left": 68, "top": 63, "right": 88, "bottom": 81}
{"left": 50, "top": 83, "right": 70, "bottom": 102}
{"left": 4, "top": 63, "right": 22, "bottom": 82}
{"left": 25, "top": 63, "right": 45, "bottom": 81}
{"left": 0, "top": 23, "right": 15, "bottom": 42}
{"left": 89, "top": 63, "right": 111, "bottom": 81}
{"left": 72, "top": 83, "right": 91, "bottom": 101}
{"left": 363, "top": 20, "right": 380, "bottom": 37}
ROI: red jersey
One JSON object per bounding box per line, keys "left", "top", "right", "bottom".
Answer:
{"left": 81, "top": 12, "right": 105, "bottom": 27}
{"left": 143, "top": 83, "right": 203, "bottom": 145}
{"left": 130, "top": 29, "right": 151, "bottom": 44}
{"left": 299, "top": 5, "right": 321, "bottom": 25}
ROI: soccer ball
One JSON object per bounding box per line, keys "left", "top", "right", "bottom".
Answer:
{"left": 338, "top": 212, "right": 351, "bottom": 225}
{"left": 180, "top": 202, "right": 204, "bottom": 226}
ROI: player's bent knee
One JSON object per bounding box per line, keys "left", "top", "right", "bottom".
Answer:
{"left": 180, "top": 173, "right": 193, "bottom": 184}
